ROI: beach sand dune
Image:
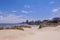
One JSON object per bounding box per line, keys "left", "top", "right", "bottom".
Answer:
{"left": 0, "top": 26, "right": 60, "bottom": 40}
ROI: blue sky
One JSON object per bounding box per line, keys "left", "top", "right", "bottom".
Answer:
{"left": 0, "top": 0, "right": 60, "bottom": 23}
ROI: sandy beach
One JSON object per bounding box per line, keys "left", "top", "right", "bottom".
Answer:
{"left": 0, "top": 26, "right": 60, "bottom": 40}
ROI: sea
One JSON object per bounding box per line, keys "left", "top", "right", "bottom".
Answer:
{"left": 0, "top": 23, "right": 19, "bottom": 27}
{"left": 0, "top": 23, "right": 39, "bottom": 27}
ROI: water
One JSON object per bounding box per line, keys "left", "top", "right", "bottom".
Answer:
{"left": 0, "top": 23, "right": 21, "bottom": 27}
{"left": 0, "top": 23, "right": 39, "bottom": 27}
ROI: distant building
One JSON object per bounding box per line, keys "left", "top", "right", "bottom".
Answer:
{"left": 52, "top": 17, "right": 60, "bottom": 24}
{"left": 42, "top": 20, "right": 49, "bottom": 24}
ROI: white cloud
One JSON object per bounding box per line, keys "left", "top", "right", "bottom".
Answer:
{"left": 52, "top": 8, "right": 60, "bottom": 13}
{"left": 0, "top": 12, "right": 6, "bottom": 14}
{"left": 24, "top": 5, "right": 30, "bottom": 8}
{"left": 21, "top": 10, "right": 29, "bottom": 14}
{"left": 21, "top": 10, "right": 33, "bottom": 14}
{"left": 51, "top": 8, "right": 60, "bottom": 17}
{"left": 49, "top": 1, "right": 55, "bottom": 4}
{"left": 0, "top": 14, "right": 26, "bottom": 23}
{"left": 12, "top": 10, "right": 17, "bottom": 13}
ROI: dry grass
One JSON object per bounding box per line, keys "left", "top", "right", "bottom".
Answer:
{"left": 0, "top": 25, "right": 31, "bottom": 31}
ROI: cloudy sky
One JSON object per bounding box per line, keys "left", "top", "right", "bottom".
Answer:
{"left": 0, "top": 0, "right": 60, "bottom": 23}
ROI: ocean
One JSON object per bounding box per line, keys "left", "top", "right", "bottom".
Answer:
{"left": 0, "top": 23, "right": 22, "bottom": 27}
{"left": 0, "top": 23, "right": 39, "bottom": 27}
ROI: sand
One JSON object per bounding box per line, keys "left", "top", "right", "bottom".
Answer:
{"left": 0, "top": 26, "right": 60, "bottom": 40}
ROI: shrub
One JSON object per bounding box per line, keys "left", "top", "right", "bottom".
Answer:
{"left": 0, "top": 27, "right": 4, "bottom": 30}
{"left": 39, "top": 24, "right": 47, "bottom": 29}
{"left": 13, "top": 26, "right": 24, "bottom": 31}
{"left": 47, "top": 23, "right": 57, "bottom": 27}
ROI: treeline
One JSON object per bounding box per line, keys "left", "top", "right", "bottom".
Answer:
{"left": 21, "top": 17, "right": 60, "bottom": 25}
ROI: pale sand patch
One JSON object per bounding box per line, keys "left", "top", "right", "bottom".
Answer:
{"left": 0, "top": 25, "right": 60, "bottom": 40}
